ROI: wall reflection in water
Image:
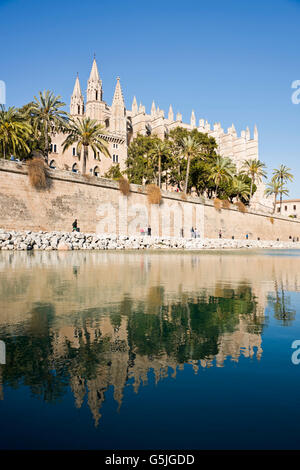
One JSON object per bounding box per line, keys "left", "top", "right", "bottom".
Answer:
{"left": 0, "top": 250, "right": 299, "bottom": 426}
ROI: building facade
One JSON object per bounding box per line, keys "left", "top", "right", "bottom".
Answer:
{"left": 48, "top": 58, "right": 271, "bottom": 211}
{"left": 276, "top": 199, "right": 300, "bottom": 218}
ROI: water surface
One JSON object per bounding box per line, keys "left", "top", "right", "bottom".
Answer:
{"left": 0, "top": 250, "right": 300, "bottom": 449}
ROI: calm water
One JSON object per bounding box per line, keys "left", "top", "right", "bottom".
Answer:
{"left": 0, "top": 250, "right": 300, "bottom": 449}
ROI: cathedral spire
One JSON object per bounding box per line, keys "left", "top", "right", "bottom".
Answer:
{"left": 70, "top": 74, "right": 84, "bottom": 116}
{"left": 89, "top": 57, "right": 101, "bottom": 82}
{"left": 190, "top": 110, "right": 196, "bottom": 128}
{"left": 132, "top": 96, "right": 138, "bottom": 115}
{"left": 254, "top": 124, "right": 258, "bottom": 140}
{"left": 111, "top": 77, "right": 126, "bottom": 136}
{"left": 87, "top": 57, "right": 102, "bottom": 102}
{"left": 72, "top": 74, "right": 82, "bottom": 97}
{"left": 246, "top": 126, "right": 250, "bottom": 140}
{"left": 112, "top": 77, "right": 125, "bottom": 107}
{"left": 151, "top": 101, "right": 156, "bottom": 116}
{"left": 168, "top": 105, "right": 174, "bottom": 121}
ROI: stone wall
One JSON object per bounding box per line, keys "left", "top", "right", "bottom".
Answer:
{"left": 0, "top": 159, "right": 299, "bottom": 241}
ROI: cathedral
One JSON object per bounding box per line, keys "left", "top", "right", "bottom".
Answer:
{"left": 49, "top": 58, "right": 270, "bottom": 210}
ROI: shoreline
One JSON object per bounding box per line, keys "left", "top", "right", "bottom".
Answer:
{"left": 1, "top": 229, "right": 300, "bottom": 251}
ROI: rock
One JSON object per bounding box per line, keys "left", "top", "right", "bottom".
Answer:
{"left": 57, "top": 242, "right": 71, "bottom": 251}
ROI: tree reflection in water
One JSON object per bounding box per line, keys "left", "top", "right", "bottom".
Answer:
{"left": 0, "top": 250, "right": 298, "bottom": 427}
{"left": 0, "top": 284, "right": 264, "bottom": 426}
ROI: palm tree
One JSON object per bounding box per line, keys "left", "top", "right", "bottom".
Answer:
{"left": 30, "top": 91, "right": 67, "bottom": 163}
{"left": 150, "top": 140, "right": 169, "bottom": 189}
{"left": 0, "top": 105, "right": 31, "bottom": 158}
{"left": 265, "top": 180, "right": 288, "bottom": 213}
{"left": 62, "top": 117, "right": 110, "bottom": 174}
{"left": 242, "top": 159, "right": 267, "bottom": 200}
{"left": 180, "top": 135, "right": 202, "bottom": 193}
{"left": 272, "top": 165, "right": 294, "bottom": 213}
{"left": 231, "top": 177, "right": 251, "bottom": 202}
{"left": 208, "top": 156, "right": 236, "bottom": 197}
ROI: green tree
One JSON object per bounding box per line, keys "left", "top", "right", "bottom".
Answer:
{"left": 265, "top": 180, "right": 287, "bottom": 213}
{"left": 0, "top": 105, "right": 31, "bottom": 159}
{"left": 272, "top": 165, "right": 294, "bottom": 213}
{"left": 104, "top": 163, "right": 122, "bottom": 180}
{"left": 126, "top": 134, "right": 168, "bottom": 185}
{"left": 231, "top": 176, "right": 251, "bottom": 202}
{"left": 30, "top": 91, "right": 67, "bottom": 163}
{"left": 150, "top": 140, "right": 170, "bottom": 189}
{"left": 17, "top": 101, "right": 45, "bottom": 159}
{"left": 62, "top": 117, "right": 110, "bottom": 174}
{"left": 208, "top": 156, "right": 236, "bottom": 197}
{"left": 180, "top": 135, "right": 203, "bottom": 194}
{"left": 242, "top": 159, "right": 267, "bottom": 200}
{"left": 167, "top": 127, "right": 218, "bottom": 192}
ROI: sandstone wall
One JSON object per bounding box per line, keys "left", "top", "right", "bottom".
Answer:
{"left": 0, "top": 159, "right": 299, "bottom": 241}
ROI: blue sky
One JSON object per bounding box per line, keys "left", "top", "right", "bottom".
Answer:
{"left": 1, "top": 0, "right": 300, "bottom": 196}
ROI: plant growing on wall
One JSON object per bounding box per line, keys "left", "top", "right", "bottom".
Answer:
{"left": 213, "top": 198, "right": 222, "bottom": 211}
{"left": 222, "top": 199, "right": 231, "bottom": 209}
{"left": 147, "top": 184, "right": 162, "bottom": 205}
{"left": 118, "top": 176, "right": 131, "bottom": 196}
{"left": 235, "top": 201, "right": 247, "bottom": 213}
{"left": 27, "top": 157, "right": 49, "bottom": 190}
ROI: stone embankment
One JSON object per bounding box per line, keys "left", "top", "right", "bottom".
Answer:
{"left": 0, "top": 229, "right": 300, "bottom": 251}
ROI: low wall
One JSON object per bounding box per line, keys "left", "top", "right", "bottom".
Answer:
{"left": 0, "top": 159, "right": 299, "bottom": 241}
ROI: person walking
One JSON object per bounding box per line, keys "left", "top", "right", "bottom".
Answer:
{"left": 191, "top": 227, "right": 195, "bottom": 238}
{"left": 147, "top": 226, "right": 151, "bottom": 236}
{"left": 219, "top": 230, "right": 222, "bottom": 239}
{"left": 72, "top": 219, "right": 79, "bottom": 232}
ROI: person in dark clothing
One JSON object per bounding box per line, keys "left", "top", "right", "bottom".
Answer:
{"left": 147, "top": 226, "right": 151, "bottom": 236}
{"left": 72, "top": 219, "right": 79, "bottom": 232}
{"left": 219, "top": 230, "right": 222, "bottom": 239}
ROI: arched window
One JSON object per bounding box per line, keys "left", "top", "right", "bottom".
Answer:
{"left": 49, "top": 160, "right": 56, "bottom": 169}
{"left": 72, "top": 163, "right": 79, "bottom": 173}
{"left": 93, "top": 166, "right": 100, "bottom": 177}
{"left": 105, "top": 118, "right": 109, "bottom": 128}
{"left": 95, "top": 91, "right": 98, "bottom": 101}
{"left": 78, "top": 105, "right": 80, "bottom": 114}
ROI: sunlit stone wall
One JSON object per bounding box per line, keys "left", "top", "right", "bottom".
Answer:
{"left": 0, "top": 160, "right": 299, "bottom": 240}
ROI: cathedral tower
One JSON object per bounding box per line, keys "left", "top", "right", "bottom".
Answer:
{"left": 70, "top": 74, "right": 84, "bottom": 116}
{"left": 110, "top": 77, "right": 126, "bottom": 136}
{"left": 86, "top": 58, "right": 104, "bottom": 121}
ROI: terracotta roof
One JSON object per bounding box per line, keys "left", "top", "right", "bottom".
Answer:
{"left": 276, "top": 199, "right": 300, "bottom": 203}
